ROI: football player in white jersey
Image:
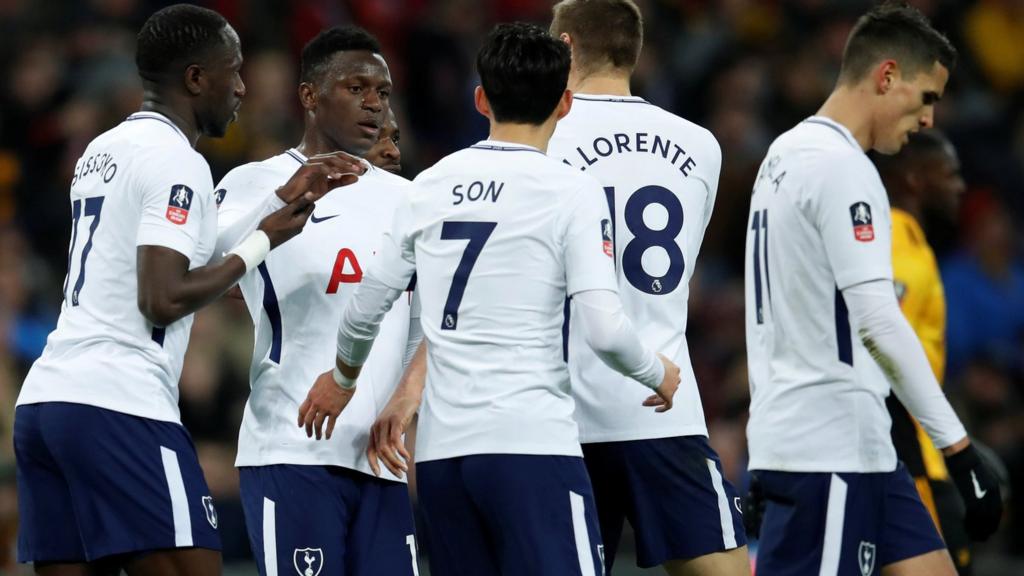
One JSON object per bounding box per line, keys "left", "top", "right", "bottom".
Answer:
{"left": 13, "top": 6, "right": 363, "bottom": 576}
{"left": 216, "top": 27, "right": 422, "bottom": 576}
{"left": 547, "top": 2, "right": 749, "bottom": 573}
{"left": 743, "top": 4, "right": 1002, "bottom": 576}
{"left": 301, "top": 22, "right": 681, "bottom": 575}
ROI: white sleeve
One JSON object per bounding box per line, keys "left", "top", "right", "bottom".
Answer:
{"left": 404, "top": 289, "right": 422, "bottom": 368}
{"left": 807, "top": 156, "right": 893, "bottom": 289}
{"left": 336, "top": 273, "right": 405, "bottom": 367}
{"left": 842, "top": 279, "right": 967, "bottom": 448}
{"left": 573, "top": 289, "right": 664, "bottom": 390}
{"left": 336, "top": 194, "right": 419, "bottom": 366}
{"left": 213, "top": 166, "right": 287, "bottom": 259}
{"left": 136, "top": 149, "right": 213, "bottom": 259}
{"left": 562, "top": 179, "right": 618, "bottom": 296}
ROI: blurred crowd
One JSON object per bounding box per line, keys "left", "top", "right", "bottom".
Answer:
{"left": 1, "top": 0, "right": 1023, "bottom": 573}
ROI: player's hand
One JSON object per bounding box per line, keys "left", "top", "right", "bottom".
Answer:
{"left": 367, "top": 392, "right": 421, "bottom": 478}
{"left": 297, "top": 370, "right": 356, "bottom": 441}
{"left": 276, "top": 151, "right": 365, "bottom": 203}
{"left": 743, "top": 472, "right": 766, "bottom": 538}
{"left": 257, "top": 192, "right": 317, "bottom": 248}
{"left": 642, "top": 353, "right": 680, "bottom": 412}
{"left": 945, "top": 442, "right": 1003, "bottom": 540}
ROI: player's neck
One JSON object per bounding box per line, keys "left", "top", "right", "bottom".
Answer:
{"left": 295, "top": 130, "right": 359, "bottom": 159}
{"left": 488, "top": 121, "right": 557, "bottom": 153}
{"left": 569, "top": 69, "right": 632, "bottom": 96}
{"left": 816, "top": 85, "right": 875, "bottom": 152}
{"left": 139, "top": 96, "right": 200, "bottom": 147}
{"left": 891, "top": 197, "right": 923, "bottom": 223}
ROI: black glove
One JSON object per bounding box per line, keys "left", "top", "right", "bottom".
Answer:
{"left": 945, "top": 443, "right": 1003, "bottom": 541}
{"left": 743, "top": 472, "right": 766, "bottom": 538}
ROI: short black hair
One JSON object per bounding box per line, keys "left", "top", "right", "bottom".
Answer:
{"left": 477, "top": 22, "right": 571, "bottom": 125}
{"left": 300, "top": 26, "right": 382, "bottom": 84}
{"left": 551, "top": 0, "right": 643, "bottom": 74}
{"left": 136, "top": 4, "right": 231, "bottom": 83}
{"left": 839, "top": 1, "right": 956, "bottom": 84}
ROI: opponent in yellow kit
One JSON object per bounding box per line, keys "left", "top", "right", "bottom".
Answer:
{"left": 876, "top": 129, "right": 972, "bottom": 574}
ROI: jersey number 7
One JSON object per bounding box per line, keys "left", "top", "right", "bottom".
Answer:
{"left": 440, "top": 221, "right": 497, "bottom": 330}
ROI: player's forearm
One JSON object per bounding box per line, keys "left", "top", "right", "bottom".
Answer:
{"left": 214, "top": 190, "right": 287, "bottom": 258}
{"left": 137, "top": 245, "right": 250, "bottom": 326}
{"left": 404, "top": 318, "right": 424, "bottom": 369}
{"left": 843, "top": 279, "right": 967, "bottom": 448}
{"left": 336, "top": 272, "right": 404, "bottom": 369}
{"left": 397, "top": 341, "right": 427, "bottom": 401}
{"left": 574, "top": 289, "right": 664, "bottom": 390}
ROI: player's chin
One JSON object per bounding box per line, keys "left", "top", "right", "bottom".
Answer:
{"left": 203, "top": 119, "right": 232, "bottom": 139}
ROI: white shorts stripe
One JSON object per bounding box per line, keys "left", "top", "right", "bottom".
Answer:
{"left": 570, "top": 491, "right": 596, "bottom": 576}
{"left": 706, "top": 458, "right": 738, "bottom": 549}
{"left": 263, "top": 497, "right": 278, "bottom": 576}
{"left": 159, "top": 446, "right": 193, "bottom": 547}
{"left": 819, "top": 474, "right": 848, "bottom": 576}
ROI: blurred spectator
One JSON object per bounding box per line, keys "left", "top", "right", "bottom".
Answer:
{"left": 943, "top": 192, "right": 1024, "bottom": 378}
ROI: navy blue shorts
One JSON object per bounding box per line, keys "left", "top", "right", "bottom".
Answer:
{"left": 582, "top": 435, "right": 747, "bottom": 568}
{"left": 755, "top": 463, "right": 946, "bottom": 576}
{"left": 15, "top": 402, "right": 220, "bottom": 563}
{"left": 417, "top": 454, "right": 604, "bottom": 576}
{"left": 239, "top": 464, "right": 418, "bottom": 576}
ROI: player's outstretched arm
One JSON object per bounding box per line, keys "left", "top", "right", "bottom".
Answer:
{"left": 573, "top": 289, "right": 680, "bottom": 410}
{"left": 844, "top": 278, "right": 1003, "bottom": 540}
{"left": 139, "top": 154, "right": 364, "bottom": 326}
{"left": 214, "top": 152, "right": 365, "bottom": 257}
{"left": 367, "top": 341, "right": 426, "bottom": 478}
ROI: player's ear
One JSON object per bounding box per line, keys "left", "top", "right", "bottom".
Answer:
{"left": 555, "top": 89, "right": 573, "bottom": 121}
{"left": 559, "top": 32, "right": 572, "bottom": 48}
{"left": 183, "top": 63, "right": 204, "bottom": 96}
{"left": 474, "top": 86, "right": 492, "bottom": 120}
{"left": 875, "top": 59, "right": 898, "bottom": 95}
{"left": 298, "top": 82, "right": 317, "bottom": 112}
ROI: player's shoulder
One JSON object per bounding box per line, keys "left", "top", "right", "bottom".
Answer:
{"left": 364, "top": 165, "right": 411, "bottom": 187}
{"left": 218, "top": 151, "right": 302, "bottom": 190}
{"left": 113, "top": 113, "right": 206, "bottom": 165}
{"left": 776, "top": 119, "right": 878, "bottom": 184}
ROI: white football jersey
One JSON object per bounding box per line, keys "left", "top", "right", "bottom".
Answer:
{"left": 218, "top": 150, "right": 413, "bottom": 480}
{"left": 368, "top": 140, "right": 618, "bottom": 462}
{"left": 549, "top": 95, "right": 721, "bottom": 443}
{"left": 744, "top": 116, "right": 897, "bottom": 473}
{"left": 17, "top": 112, "right": 217, "bottom": 422}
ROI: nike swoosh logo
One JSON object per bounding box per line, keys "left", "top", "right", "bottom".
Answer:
{"left": 310, "top": 213, "right": 339, "bottom": 224}
{"left": 971, "top": 470, "right": 987, "bottom": 499}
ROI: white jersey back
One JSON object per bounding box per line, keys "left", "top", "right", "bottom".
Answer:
{"left": 218, "top": 150, "right": 412, "bottom": 480}
{"left": 370, "top": 140, "right": 618, "bottom": 462}
{"left": 744, "top": 116, "right": 896, "bottom": 473}
{"left": 548, "top": 95, "right": 720, "bottom": 443}
{"left": 17, "top": 112, "right": 216, "bottom": 422}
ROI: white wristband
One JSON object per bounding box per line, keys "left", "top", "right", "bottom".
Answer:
{"left": 332, "top": 366, "right": 357, "bottom": 390}
{"left": 227, "top": 230, "right": 271, "bottom": 273}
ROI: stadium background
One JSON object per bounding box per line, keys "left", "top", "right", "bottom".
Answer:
{"left": 0, "top": 0, "right": 1022, "bottom": 573}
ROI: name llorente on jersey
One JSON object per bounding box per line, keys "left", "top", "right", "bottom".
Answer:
{"left": 452, "top": 180, "right": 504, "bottom": 205}
{"left": 561, "top": 132, "right": 697, "bottom": 176}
